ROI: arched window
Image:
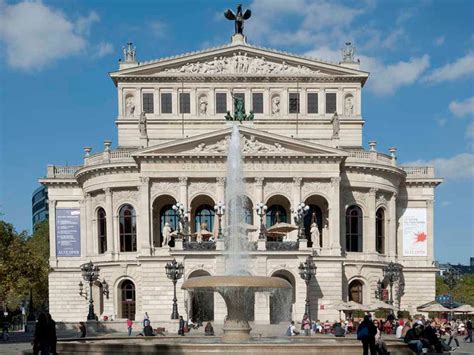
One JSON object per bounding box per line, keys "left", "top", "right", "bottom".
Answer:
{"left": 266, "top": 204, "right": 287, "bottom": 226}
{"left": 120, "top": 280, "right": 136, "bottom": 320}
{"left": 160, "top": 204, "right": 178, "bottom": 233}
{"left": 119, "top": 204, "right": 136, "bottom": 252}
{"left": 97, "top": 208, "right": 107, "bottom": 254}
{"left": 242, "top": 196, "right": 253, "bottom": 225}
{"left": 349, "top": 280, "right": 363, "bottom": 304}
{"left": 195, "top": 204, "right": 215, "bottom": 232}
{"left": 376, "top": 208, "right": 385, "bottom": 254}
{"left": 346, "top": 205, "right": 363, "bottom": 252}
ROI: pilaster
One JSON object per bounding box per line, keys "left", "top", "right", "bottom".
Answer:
{"left": 79, "top": 198, "right": 87, "bottom": 258}
{"left": 138, "top": 177, "right": 151, "bottom": 255}
{"left": 179, "top": 177, "right": 189, "bottom": 210}
{"left": 49, "top": 200, "right": 57, "bottom": 265}
{"left": 329, "top": 177, "right": 341, "bottom": 255}
{"left": 291, "top": 177, "right": 302, "bottom": 210}
{"left": 366, "top": 188, "right": 377, "bottom": 254}
{"left": 104, "top": 188, "right": 114, "bottom": 256}
{"left": 85, "top": 193, "right": 94, "bottom": 256}
{"left": 426, "top": 199, "right": 434, "bottom": 263}
{"left": 388, "top": 192, "right": 397, "bottom": 258}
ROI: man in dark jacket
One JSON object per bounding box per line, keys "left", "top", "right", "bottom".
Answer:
{"left": 358, "top": 315, "right": 377, "bottom": 355}
{"left": 423, "top": 320, "right": 442, "bottom": 353}
{"left": 404, "top": 323, "right": 425, "bottom": 354}
{"left": 465, "top": 319, "right": 473, "bottom": 343}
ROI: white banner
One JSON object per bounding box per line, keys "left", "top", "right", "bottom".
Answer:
{"left": 403, "top": 208, "right": 427, "bottom": 257}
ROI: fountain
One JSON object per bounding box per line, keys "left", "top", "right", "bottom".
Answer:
{"left": 182, "top": 124, "right": 292, "bottom": 342}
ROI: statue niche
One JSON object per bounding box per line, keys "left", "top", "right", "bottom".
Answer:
{"left": 271, "top": 95, "right": 281, "bottom": 116}
{"left": 125, "top": 95, "right": 135, "bottom": 117}
{"left": 344, "top": 94, "right": 354, "bottom": 116}
{"left": 198, "top": 94, "right": 208, "bottom": 116}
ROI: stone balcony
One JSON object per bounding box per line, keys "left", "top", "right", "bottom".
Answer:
{"left": 83, "top": 148, "right": 135, "bottom": 167}
{"left": 400, "top": 166, "right": 435, "bottom": 178}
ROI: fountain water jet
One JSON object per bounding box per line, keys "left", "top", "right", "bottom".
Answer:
{"left": 182, "top": 124, "right": 292, "bottom": 342}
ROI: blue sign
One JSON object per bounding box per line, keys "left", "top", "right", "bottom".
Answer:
{"left": 56, "top": 208, "right": 81, "bottom": 257}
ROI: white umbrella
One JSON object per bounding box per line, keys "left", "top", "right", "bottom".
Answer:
{"left": 369, "top": 300, "right": 396, "bottom": 311}
{"left": 267, "top": 222, "right": 298, "bottom": 234}
{"left": 452, "top": 304, "right": 474, "bottom": 314}
{"left": 418, "top": 303, "right": 451, "bottom": 312}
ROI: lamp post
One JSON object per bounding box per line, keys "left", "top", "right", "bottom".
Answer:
{"left": 293, "top": 202, "right": 310, "bottom": 240}
{"left": 442, "top": 264, "right": 461, "bottom": 311}
{"left": 256, "top": 202, "right": 267, "bottom": 240}
{"left": 298, "top": 256, "right": 317, "bottom": 320}
{"left": 172, "top": 202, "right": 187, "bottom": 237}
{"left": 79, "top": 261, "right": 100, "bottom": 320}
{"left": 214, "top": 201, "right": 225, "bottom": 239}
{"left": 165, "top": 258, "right": 184, "bottom": 319}
{"left": 383, "top": 262, "right": 403, "bottom": 306}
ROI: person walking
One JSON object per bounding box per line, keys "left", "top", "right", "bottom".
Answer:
{"left": 302, "top": 314, "right": 311, "bottom": 336}
{"left": 447, "top": 320, "right": 459, "bottom": 349}
{"left": 79, "top": 322, "right": 86, "bottom": 338}
{"left": 357, "top": 315, "right": 377, "bottom": 355}
{"left": 464, "top": 319, "right": 473, "bottom": 343}
{"left": 33, "top": 313, "right": 50, "bottom": 355}
{"left": 127, "top": 318, "right": 133, "bottom": 336}
{"left": 178, "top": 316, "right": 185, "bottom": 336}
{"left": 46, "top": 313, "right": 57, "bottom": 355}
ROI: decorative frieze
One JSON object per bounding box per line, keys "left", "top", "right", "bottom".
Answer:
{"left": 150, "top": 181, "right": 179, "bottom": 199}
{"left": 191, "top": 134, "right": 289, "bottom": 154}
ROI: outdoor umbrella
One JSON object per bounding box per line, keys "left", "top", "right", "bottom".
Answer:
{"left": 335, "top": 301, "right": 354, "bottom": 311}
{"left": 418, "top": 303, "right": 451, "bottom": 312}
{"left": 267, "top": 222, "right": 298, "bottom": 234}
{"left": 346, "top": 301, "right": 372, "bottom": 312}
{"left": 452, "top": 304, "right": 474, "bottom": 314}
{"left": 368, "top": 300, "right": 396, "bottom": 311}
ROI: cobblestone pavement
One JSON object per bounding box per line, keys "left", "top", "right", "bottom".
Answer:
{"left": 1, "top": 330, "right": 473, "bottom": 354}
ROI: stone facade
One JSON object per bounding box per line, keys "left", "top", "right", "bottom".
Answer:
{"left": 41, "top": 34, "right": 442, "bottom": 325}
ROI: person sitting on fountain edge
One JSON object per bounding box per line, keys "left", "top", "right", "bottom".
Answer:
{"left": 286, "top": 321, "right": 299, "bottom": 336}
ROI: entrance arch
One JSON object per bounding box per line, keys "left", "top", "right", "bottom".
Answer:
{"left": 152, "top": 194, "right": 177, "bottom": 248}
{"left": 188, "top": 270, "right": 214, "bottom": 322}
{"left": 348, "top": 280, "right": 364, "bottom": 304}
{"left": 119, "top": 279, "right": 136, "bottom": 320}
{"left": 270, "top": 270, "right": 295, "bottom": 324}
{"left": 304, "top": 195, "right": 329, "bottom": 248}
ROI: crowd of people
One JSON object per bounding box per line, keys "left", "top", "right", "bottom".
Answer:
{"left": 286, "top": 313, "right": 473, "bottom": 354}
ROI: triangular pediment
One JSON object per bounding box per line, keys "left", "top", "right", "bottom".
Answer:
{"left": 110, "top": 43, "right": 368, "bottom": 80}
{"left": 133, "top": 126, "right": 348, "bottom": 158}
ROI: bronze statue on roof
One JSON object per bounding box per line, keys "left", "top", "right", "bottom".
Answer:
{"left": 224, "top": 4, "right": 251, "bottom": 35}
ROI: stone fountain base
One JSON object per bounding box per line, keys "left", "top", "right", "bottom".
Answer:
{"left": 222, "top": 319, "right": 252, "bottom": 342}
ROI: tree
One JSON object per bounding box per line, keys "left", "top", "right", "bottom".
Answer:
{"left": 436, "top": 274, "right": 474, "bottom": 306}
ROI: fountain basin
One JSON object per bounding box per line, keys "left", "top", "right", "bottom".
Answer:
{"left": 182, "top": 275, "right": 292, "bottom": 342}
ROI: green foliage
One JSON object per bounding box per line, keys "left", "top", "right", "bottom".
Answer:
{"left": 436, "top": 274, "right": 474, "bottom": 306}
{"left": 0, "top": 220, "right": 50, "bottom": 313}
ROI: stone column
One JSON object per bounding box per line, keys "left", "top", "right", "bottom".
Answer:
{"left": 135, "top": 88, "right": 141, "bottom": 115}
{"left": 319, "top": 89, "right": 325, "bottom": 117}
{"left": 179, "top": 177, "right": 188, "bottom": 210}
{"left": 365, "top": 188, "right": 377, "bottom": 254}
{"left": 426, "top": 199, "right": 434, "bottom": 263}
{"left": 388, "top": 192, "right": 397, "bottom": 258}
{"left": 138, "top": 177, "right": 151, "bottom": 255}
{"left": 104, "top": 188, "right": 114, "bottom": 256}
{"left": 329, "top": 177, "right": 341, "bottom": 255}
{"left": 216, "top": 177, "right": 226, "bottom": 228}
{"left": 79, "top": 198, "right": 87, "bottom": 258}
{"left": 85, "top": 193, "right": 95, "bottom": 256}
{"left": 254, "top": 177, "right": 264, "bottom": 225}
{"left": 291, "top": 177, "right": 302, "bottom": 210}
{"left": 118, "top": 87, "right": 124, "bottom": 118}
{"left": 48, "top": 200, "right": 57, "bottom": 265}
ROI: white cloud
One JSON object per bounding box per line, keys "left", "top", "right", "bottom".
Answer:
{"left": 0, "top": 1, "right": 103, "bottom": 71}
{"left": 361, "top": 55, "right": 430, "bottom": 96}
{"left": 449, "top": 97, "right": 474, "bottom": 118}
{"left": 423, "top": 52, "right": 474, "bottom": 84}
{"left": 466, "top": 122, "right": 474, "bottom": 139}
{"left": 434, "top": 35, "right": 445, "bottom": 46}
{"left": 150, "top": 20, "right": 166, "bottom": 37}
{"left": 404, "top": 153, "right": 474, "bottom": 180}
{"left": 95, "top": 42, "right": 113, "bottom": 58}
{"left": 436, "top": 117, "right": 447, "bottom": 127}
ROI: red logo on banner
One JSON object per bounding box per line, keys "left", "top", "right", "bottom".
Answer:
{"left": 415, "top": 232, "right": 427, "bottom": 243}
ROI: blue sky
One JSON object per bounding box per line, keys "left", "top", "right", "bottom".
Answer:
{"left": 0, "top": 0, "right": 473, "bottom": 264}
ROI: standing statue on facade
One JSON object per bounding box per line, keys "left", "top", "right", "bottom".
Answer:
{"left": 123, "top": 42, "right": 136, "bottom": 62}
{"left": 199, "top": 96, "right": 208, "bottom": 115}
{"left": 225, "top": 96, "right": 254, "bottom": 122}
{"left": 342, "top": 41, "right": 355, "bottom": 62}
{"left": 331, "top": 112, "right": 340, "bottom": 138}
{"left": 162, "top": 222, "right": 172, "bottom": 247}
{"left": 271, "top": 95, "right": 280, "bottom": 115}
{"left": 310, "top": 213, "right": 320, "bottom": 249}
{"left": 125, "top": 96, "right": 135, "bottom": 117}
{"left": 139, "top": 112, "right": 147, "bottom": 137}
{"left": 344, "top": 95, "right": 354, "bottom": 116}
{"left": 224, "top": 4, "right": 252, "bottom": 35}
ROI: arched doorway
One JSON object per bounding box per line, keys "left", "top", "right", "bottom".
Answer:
{"left": 348, "top": 280, "right": 364, "bottom": 304}
{"left": 152, "top": 194, "right": 177, "bottom": 248}
{"left": 190, "top": 195, "right": 216, "bottom": 234}
{"left": 304, "top": 195, "right": 328, "bottom": 248}
{"left": 188, "top": 270, "right": 214, "bottom": 322}
{"left": 270, "top": 270, "right": 295, "bottom": 324}
{"left": 119, "top": 280, "right": 136, "bottom": 320}
{"left": 265, "top": 195, "right": 291, "bottom": 226}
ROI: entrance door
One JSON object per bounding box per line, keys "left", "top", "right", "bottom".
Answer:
{"left": 121, "top": 280, "right": 136, "bottom": 320}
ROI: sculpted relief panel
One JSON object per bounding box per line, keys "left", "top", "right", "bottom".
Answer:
{"left": 151, "top": 181, "right": 179, "bottom": 199}
{"left": 301, "top": 182, "right": 329, "bottom": 199}
{"left": 163, "top": 53, "right": 323, "bottom": 75}
{"left": 192, "top": 134, "right": 289, "bottom": 154}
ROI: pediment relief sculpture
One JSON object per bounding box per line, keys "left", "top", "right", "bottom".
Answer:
{"left": 191, "top": 134, "right": 289, "bottom": 154}
{"left": 162, "top": 53, "right": 322, "bottom": 75}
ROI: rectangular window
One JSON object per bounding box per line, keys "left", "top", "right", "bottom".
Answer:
{"left": 289, "top": 93, "right": 300, "bottom": 114}
{"left": 252, "top": 93, "right": 263, "bottom": 114}
{"left": 142, "top": 93, "right": 154, "bottom": 114}
{"left": 234, "top": 93, "right": 245, "bottom": 111}
{"left": 215, "top": 93, "right": 227, "bottom": 113}
{"left": 179, "top": 93, "right": 190, "bottom": 114}
{"left": 161, "top": 93, "right": 172, "bottom": 114}
{"left": 307, "top": 93, "right": 318, "bottom": 114}
{"left": 326, "top": 93, "right": 337, "bottom": 114}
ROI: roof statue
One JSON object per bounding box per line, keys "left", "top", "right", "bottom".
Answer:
{"left": 224, "top": 4, "right": 251, "bottom": 35}
{"left": 123, "top": 42, "right": 136, "bottom": 63}
{"left": 225, "top": 96, "right": 254, "bottom": 123}
{"left": 341, "top": 41, "right": 357, "bottom": 63}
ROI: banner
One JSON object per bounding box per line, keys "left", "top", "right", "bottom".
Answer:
{"left": 402, "top": 208, "right": 427, "bottom": 257}
{"left": 56, "top": 208, "right": 81, "bottom": 257}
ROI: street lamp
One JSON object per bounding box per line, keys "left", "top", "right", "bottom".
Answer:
{"left": 165, "top": 258, "right": 184, "bottom": 319}
{"left": 79, "top": 261, "right": 100, "bottom": 320}
{"left": 383, "top": 262, "right": 403, "bottom": 306}
{"left": 442, "top": 264, "right": 461, "bottom": 309}
{"left": 172, "top": 202, "right": 187, "bottom": 237}
{"left": 298, "top": 256, "right": 317, "bottom": 320}
{"left": 255, "top": 202, "right": 267, "bottom": 240}
{"left": 214, "top": 201, "right": 225, "bottom": 239}
{"left": 293, "top": 202, "right": 310, "bottom": 240}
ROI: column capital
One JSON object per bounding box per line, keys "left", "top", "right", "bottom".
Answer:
{"left": 216, "top": 177, "right": 226, "bottom": 186}
{"left": 48, "top": 199, "right": 57, "bottom": 208}
{"left": 426, "top": 199, "right": 434, "bottom": 208}
{"left": 84, "top": 192, "right": 92, "bottom": 200}
{"left": 254, "top": 177, "right": 264, "bottom": 185}
{"left": 292, "top": 177, "right": 302, "bottom": 185}
{"left": 178, "top": 176, "right": 188, "bottom": 185}
{"left": 140, "top": 176, "right": 150, "bottom": 185}
{"left": 369, "top": 187, "right": 378, "bottom": 197}
{"left": 330, "top": 176, "right": 341, "bottom": 187}
{"left": 391, "top": 192, "right": 398, "bottom": 200}
{"left": 104, "top": 187, "right": 112, "bottom": 195}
